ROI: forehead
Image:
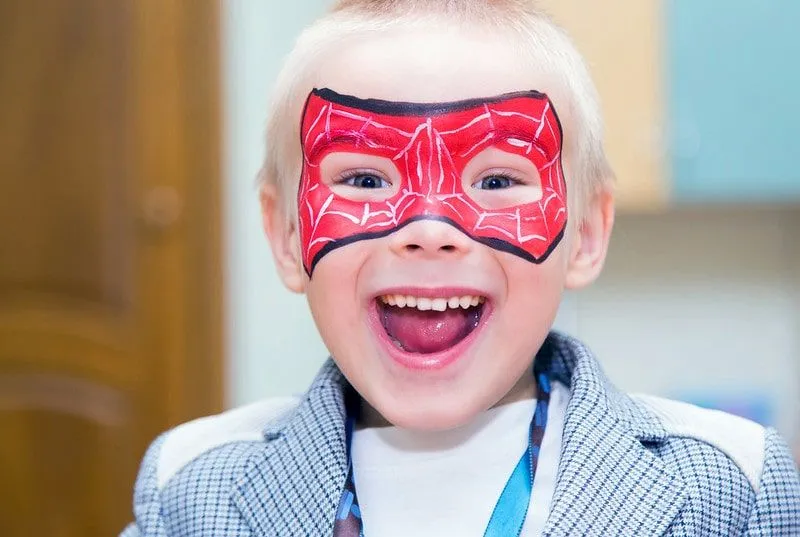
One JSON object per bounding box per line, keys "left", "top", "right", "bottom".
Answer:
{"left": 312, "top": 25, "right": 572, "bottom": 127}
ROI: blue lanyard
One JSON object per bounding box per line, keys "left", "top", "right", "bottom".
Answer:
{"left": 334, "top": 371, "right": 552, "bottom": 537}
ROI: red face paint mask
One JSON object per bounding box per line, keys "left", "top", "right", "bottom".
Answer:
{"left": 298, "top": 88, "right": 567, "bottom": 276}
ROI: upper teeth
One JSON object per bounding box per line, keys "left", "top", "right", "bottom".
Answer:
{"left": 380, "top": 294, "right": 485, "bottom": 311}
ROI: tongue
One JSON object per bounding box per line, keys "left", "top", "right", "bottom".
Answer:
{"left": 381, "top": 305, "right": 479, "bottom": 354}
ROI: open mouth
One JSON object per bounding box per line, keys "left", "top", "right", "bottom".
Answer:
{"left": 376, "top": 293, "right": 487, "bottom": 355}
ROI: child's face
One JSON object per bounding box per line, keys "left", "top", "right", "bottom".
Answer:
{"left": 265, "top": 25, "right": 611, "bottom": 430}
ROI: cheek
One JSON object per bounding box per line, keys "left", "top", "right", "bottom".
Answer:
{"left": 500, "top": 251, "right": 567, "bottom": 331}
{"left": 304, "top": 245, "right": 370, "bottom": 352}
{"left": 507, "top": 242, "right": 568, "bottom": 286}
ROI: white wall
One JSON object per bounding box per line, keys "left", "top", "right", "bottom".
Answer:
{"left": 223, "top": 0, "right": 332, "bottom": 407}
{"left": 222, "top": 3, "right": 799, "bottom": 443}
{"left": 579, "top": 209, "right": 800, "bottom": 440}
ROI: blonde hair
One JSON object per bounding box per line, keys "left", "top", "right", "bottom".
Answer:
{"left": 260, "top": 0, "right": 613, "bottom": 226}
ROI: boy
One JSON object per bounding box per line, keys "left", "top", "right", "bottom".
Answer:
{"left": 122, "top": 1, "right": 800, "bottom": 535}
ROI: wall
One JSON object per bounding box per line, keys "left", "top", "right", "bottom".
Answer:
{"left": 580, "top": 209, "right": 799, "bottom": 440}
{"left": 222, "top": 2, "right": 799, "bottom": 442}
{"left": 223, "top": 0, "right": 331, "bottom": 407}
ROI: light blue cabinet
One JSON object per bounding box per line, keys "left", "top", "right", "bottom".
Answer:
{"left": 667, "top": 0, "right": 800, "bottom": 202}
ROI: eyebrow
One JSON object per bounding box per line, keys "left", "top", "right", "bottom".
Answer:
{"left": 313, "top": 87, "right": 549, "bottom": 117}
{"left": 305, "top": 130, "right": 406, "bottom": 160}
{"left": 306, "top": 122, "right": 556, "bottom": 164}
{"left": 457, "top": 126, "right": 553, "bottom": 159}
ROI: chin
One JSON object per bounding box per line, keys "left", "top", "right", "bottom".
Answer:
{"left": 375, "top": 396, "right": 485, "bottom": 431}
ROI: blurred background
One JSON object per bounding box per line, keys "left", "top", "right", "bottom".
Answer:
{"left": 1, "top": 1, "right": 798, "bottom": 535}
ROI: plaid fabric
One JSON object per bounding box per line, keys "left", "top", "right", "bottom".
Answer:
{"left": 121, "top": 332, "right": 800, "bottom": 536}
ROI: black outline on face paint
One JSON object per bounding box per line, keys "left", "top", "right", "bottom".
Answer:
{"left": 312, "top": 87, "right": 550, "bottom": 117}
{"left": 307, "top": 214, "right": 565, "bottom": 275}
{"left": 299, "top": 88, "right": 567, "bottom": 277}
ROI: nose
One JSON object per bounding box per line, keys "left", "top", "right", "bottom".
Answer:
{"left": 388, "top": 218, "right": 474, "bottom": 259}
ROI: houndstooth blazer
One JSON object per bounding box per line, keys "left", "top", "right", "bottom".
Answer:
{"left": 121, "top": 332, "right": 800, "bottom": 536}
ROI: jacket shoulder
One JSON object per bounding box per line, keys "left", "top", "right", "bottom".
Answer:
{"left": 630, "top": 394, "right": 799, "bottom": 534}
{"left": 631, "top": 394, "right": 767, "bottom": 491}
{"left": 152, "top": 396, "right": 298, "bottom": 490}
{"left": 126, "top": 397, "right": 299, "bottom": 535}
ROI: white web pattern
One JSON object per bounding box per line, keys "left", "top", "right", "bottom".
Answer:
{"left": 299, "top": 96, "right": 567, "bottom": 268}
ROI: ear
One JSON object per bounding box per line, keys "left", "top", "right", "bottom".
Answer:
{"left": 260, "top": 184, "right": 306, "bottom": 293}
{"left": 564, "top": 189, "right": 615, "bottom": 290}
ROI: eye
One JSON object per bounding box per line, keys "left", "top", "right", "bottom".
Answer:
{"left": 339, "top": 171, "right": 391, "bottom": 189}
{"left": 472, "top": 174, "right": 519, "bottom": 190}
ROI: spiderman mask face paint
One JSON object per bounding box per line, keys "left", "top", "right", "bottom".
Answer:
{"left": 298, "top": 88, "right": 567, "bottom": 276}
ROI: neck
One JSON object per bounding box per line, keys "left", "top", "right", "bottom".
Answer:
{"left": 358, "top": 369, "right": 537, "bottom": 430}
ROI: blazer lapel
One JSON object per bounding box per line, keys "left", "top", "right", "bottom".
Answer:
{"left": 542, "top": 333, "right": 688, "bottom": 536}
{"left": 232, "top": 360, "right": 350, "bottom": 536}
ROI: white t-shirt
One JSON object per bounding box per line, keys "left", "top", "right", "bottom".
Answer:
{"left": 350, "top": 381, "right": 569, "bottom": 537}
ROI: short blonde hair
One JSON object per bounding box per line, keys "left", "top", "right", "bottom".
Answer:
{"left": 260, "top": 0, "right": 613, "bottom": 226}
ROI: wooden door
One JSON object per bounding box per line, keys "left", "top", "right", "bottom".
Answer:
{"left": 0, "top": 2, "right": 223, "bottom": 536}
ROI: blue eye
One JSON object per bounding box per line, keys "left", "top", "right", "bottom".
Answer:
{"left": 342, "top": 173, "right": 390, "bottom": 189}
{"left": 473, "top": 175, "right": 516, "bottom": 190}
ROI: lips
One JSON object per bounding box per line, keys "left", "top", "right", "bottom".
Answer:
{"left": 369, "top": 289, "right": 490, "bottom": 370}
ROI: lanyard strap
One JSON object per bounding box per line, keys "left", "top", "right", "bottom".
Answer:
{"left": 333, "top": 371, "right": 552, "bottom": 537}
